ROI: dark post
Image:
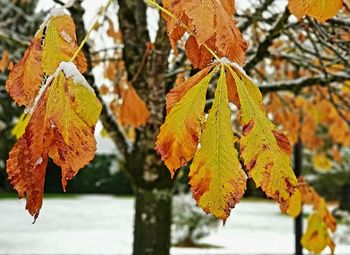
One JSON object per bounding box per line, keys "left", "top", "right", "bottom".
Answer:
{"left": 294, "top": 138, "right": 303, "bottom": 255}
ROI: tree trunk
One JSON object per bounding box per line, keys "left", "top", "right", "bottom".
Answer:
{"left": 118, "top": 1, "right": 173, "bottom": 254}
{"left": 339, "top": 183, "right": 350, "bottom": 212}
{"left": 133, "top": 188, "right": 172, "bottom": 255}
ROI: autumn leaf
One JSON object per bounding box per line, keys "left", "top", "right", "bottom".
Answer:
{"left": 185, "top": 35, "right": 214, "bottom": 69}
{"left": 189, "top": 67, "right": 246, "bottom": 220}
{"left": 312, "top": 153, "right": 332, "bottom": 172}
{"left": 12, "top": 113, "right": 31, "bottom": 139}
{"left": 166, "top": 66, "right": 212, "bottom": 114}
{"left": 6, "top": 11, "right": 87, "bottom": 108}
{"left": 112, "top": 83, "right": 150, "bottom": 128}
{"left": 42, "top": 13, "right": 87, "bottom": 74}
{"left": 156, "top": 67, "right": 215, "bottom": 176}
{"left": 162, "top": 0, "right": 247, "bottom": 68}
{"left": 7, "top": 62, "right": 101, "bottom": 218}
{"left": 227, "top": 64, "right": 297, "bottom": 207}
{"left": 283, "top": 189, "right": 302, "bottom": 218}
{"left": 0, "top": 50, "right": 10, "bottom": 72}
{"left": 288, "top": 0, "right": 343, "bottom": 22}
{"left": 213, "top": 0, "right": 247, "bottom": 66}
{"left": 6, "top": 34, "right": 43, "bottom": 107}
{"left": 301, "top": 212, "right": 335, "bottom": 255}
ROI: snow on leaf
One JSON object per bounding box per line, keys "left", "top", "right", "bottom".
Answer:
{"left": 288, "top": 0, "right": 343, "bottom": 22}
{"left": 6, "top": 34, "right": 44, "bottom": 107}
{"left": 189, "top": 67, "right": 246, "bottom": 220}
{"left": 156, "top": 68, "right": 216, "bottom": 176}
{"left": 227, "top": 65, "right": 297, "bottom": 208}
{"left": 6, "top": 62, "right": 101, "bottom": 219}
{"left": 42, "top": 14, "right": 87, "bottom": 75}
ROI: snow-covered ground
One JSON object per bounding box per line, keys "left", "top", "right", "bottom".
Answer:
{"left": 0, "top": 195, "right": 349, "bottom": 255}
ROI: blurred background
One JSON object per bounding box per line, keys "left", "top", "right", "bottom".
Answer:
{"left": 0, "top": 0, "right": 350, "bottom": 254}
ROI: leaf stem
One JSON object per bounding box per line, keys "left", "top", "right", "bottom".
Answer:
{"left": 144, "top": 0, "right": 220, "bottom": 61}
{"left": 70, "top": 0, "right": 113, "bottom": 62}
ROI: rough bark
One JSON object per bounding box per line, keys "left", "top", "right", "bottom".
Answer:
{"left": 339, "top": 183, "right": 350, "bottom": 212}
{"left": 118, "top": 1, "right": 173, "bottom": 254}
{"left": 133, "top": 188, "right": 172, "bottom": 255}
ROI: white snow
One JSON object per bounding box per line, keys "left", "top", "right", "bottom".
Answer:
{"left": 60, "top": 31, "right": 73, "bottom": 44}
{"left": 50, "top": 7, "right": 68, "bottom": 17}
{"left": 59, "top": 62, "right": 94, "bottom": 93}
{"left": 0, "top": 195, "right": 349, "bottom": 255}
{"left": 34, "top": 157, "right": 43, "bottom": 166}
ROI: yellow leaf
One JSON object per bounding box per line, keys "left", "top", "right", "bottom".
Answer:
{"left": 189, "top": 67, "right": 246, "bottom": 220}
{"left": 301, "top": 212, "right": 335, "bottom": 255}
{"left": 312, "top": 153, "right": 332, "bottom": 172}
{"left": 286, "top": 189, "right": 302, "bottom": 218}
{"left": 42, "top": 14, "right": 86, "bottom": 75}
{"left": 11, "top": 113, "right": 31, "bottom": 139}
{"left": 227, "top": 65, "right": 297, "bottom": 207}
{"left": 156, "top": 68, "right": 215, "bottom": 176}
{"left": 288, "top": 0, "right": 343, "bottom": 22}
{"left": 100, "top": 128, "right": 109, "bottom": 138}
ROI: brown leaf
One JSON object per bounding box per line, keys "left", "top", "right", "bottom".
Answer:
{"left": 185, "top": 35, "right": 214, "bottom": 69}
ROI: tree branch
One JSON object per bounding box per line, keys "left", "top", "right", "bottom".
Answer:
{"left": 238, "top": 0, "right": 275, "bottom": 32}
{"left": 259, "top": 73, "right": 350, "bottom": 94}
{"left": 244, "top": 6, "right": 290, "bottom": 74}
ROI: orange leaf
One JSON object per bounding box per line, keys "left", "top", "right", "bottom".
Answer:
{"left": 213, "top": 0, "right": 247, "bottom": 66}
{"left": 288, "top": 0, "right": 343, "bottom": 22}
{"left": 113, "top": 83, "right": 149, "bottom": 128}
{"left": 6, "top": 35, "right": 43, "bottom": 107}
{"left": 0, "top": 50, "right": 10, "bottom": 72}
{"left": 162, "top": 0, "right": 247, "bottom": 68}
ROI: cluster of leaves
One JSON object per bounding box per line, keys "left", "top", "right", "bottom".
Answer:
{"left": 5, "top": 9, "right": 101, "bottom": 219}
{"left": 265, "top": 86, "right": 350, "bottom": 172}
{"left": 282, "top": 177, "right": 337, "bottom": 254}
{"left": 153, "top": 0, "right": 346, "bottom": 253}
{"left": 155, "top": 0, "right": 299, "bottom": 220}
